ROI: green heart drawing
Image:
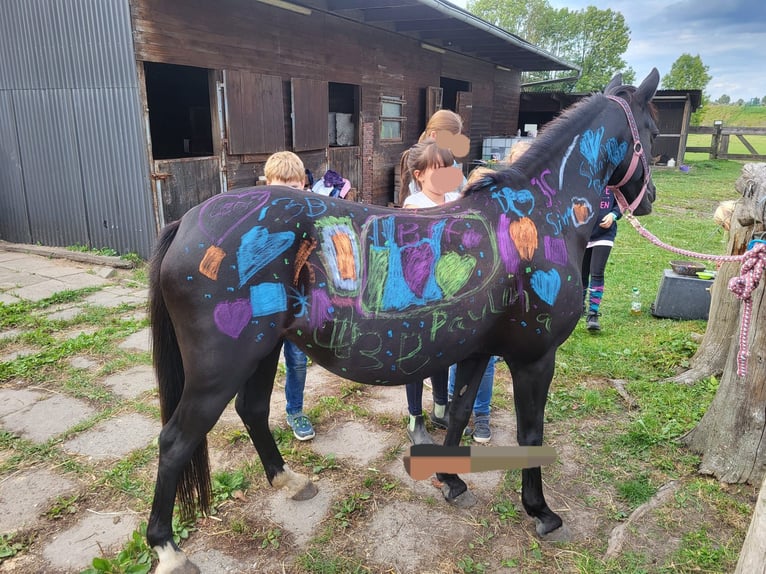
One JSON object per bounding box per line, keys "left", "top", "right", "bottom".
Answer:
{"left": 435, "top": 252, "right": 476, "bottom": 299}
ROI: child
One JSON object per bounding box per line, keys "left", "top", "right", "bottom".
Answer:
{"left": 582, "top": 187, "right": 621, "bottom": 332}
{"left": 399, "top": 110, "right": 467, "bottom": 205}
{"left": 264, "top": 151, "right": 315, "bottom": 441}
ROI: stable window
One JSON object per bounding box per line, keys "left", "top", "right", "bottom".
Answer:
{"left": 380, "top": 95, "right": 406, "bottom": 141}
{"left": 329, "top": 82, "right": 359, "bottom": 147}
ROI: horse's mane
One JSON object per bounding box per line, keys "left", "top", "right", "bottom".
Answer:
{"left": 463, "top": 84, "right": 656, "bottom": 197}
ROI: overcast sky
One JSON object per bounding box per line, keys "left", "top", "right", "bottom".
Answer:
{"left": 450, "top": 0, "right": 766, "bottom": 102}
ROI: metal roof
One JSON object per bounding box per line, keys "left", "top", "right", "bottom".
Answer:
{"left": 294, "top": 0, "right": 579, "bottom": 72}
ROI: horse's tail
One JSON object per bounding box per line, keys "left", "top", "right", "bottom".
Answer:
{"left": 149, "top": 220, "right": 211, "bottom": 521}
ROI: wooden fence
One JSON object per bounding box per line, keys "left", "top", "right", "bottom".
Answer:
{"left": 687, "top": 124, "right": 766, "bottom": 161}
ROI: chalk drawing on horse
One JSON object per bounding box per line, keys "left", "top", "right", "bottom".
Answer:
{"left": 147, "top": 69, "right": 660, "bottom": 573}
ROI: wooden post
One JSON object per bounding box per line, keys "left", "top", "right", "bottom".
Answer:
{"left": 734, "top": 473, "right": 766, "bottom": 574}
{"left": 711, "top": 121, "right": 723, "bottom": 160}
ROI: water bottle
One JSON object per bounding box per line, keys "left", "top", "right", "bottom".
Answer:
{"left": 631, "top": 287, "right": 642, "bottom": 315}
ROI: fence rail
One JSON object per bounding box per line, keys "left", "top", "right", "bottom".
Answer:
{"left": 688, "top": 124, "right": 766, "bottom": 161}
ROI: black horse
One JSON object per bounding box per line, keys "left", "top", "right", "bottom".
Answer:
{"left": 147, "top": 70, "right": 660, "bottom": 573}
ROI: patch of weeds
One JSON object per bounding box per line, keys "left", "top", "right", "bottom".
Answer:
{"left": 256, "top": 527, "right": 282, "bottom": 550}
{"left": 171, "top": 514, "right": 195, "bottom": 545}
{"left": 333, "top": 491, "right": 372, "bottom": 529}
{"left": 46, "top": 494, "right": 80, "bottom": 519}
{"left": 308, "top": 395, "right": 365, "bottom": 419}
{"left": 224, "top": 429, "right": 250, "bottom": 445}
{"left": 120, "top": 252, "right": 144, "bottom": 267}
{"left": 663, "top": 527, "right": 735, "bottom": 573}
{"left": 612, "top": 377, "right": 718, "bottom": 457}
{"left": 491, "top": 500, "right": 520, "bottom": 523}
{"left": 616, "top": 473, "right": 655, "bottom": 508}
{"left": 310, "top": 453, "right": 340, "bottom": 475}
{"left": 67, "top": 244, "right": 119, "bottom": 257}
{"left": 521, "top": 539, "right": 544, "bottom": 566}
{"left": 457, "top": 555, "right": 489, "bottom": 573}
{"left": 297, "top": 548, "right": 369, "bottom": 573}
{"left": 228, "top": 518, "right": 248, "bottom": 535}
{"left": 546, "top": 385, "right": 618, "bottom": 421}
{"left": 212, "top": 469, "right": 248, "bottom": 504}
{"left": 81, "top": 523, "right": 152, "bottom": 574}
{"left": 0, "top": 533, "right": 29, "bottom": 560}
{"left": 100, "top": 447, "right": 156, "bottom": 501}
{"left": 271, "top": 426, "right": 294, "bottom": 450}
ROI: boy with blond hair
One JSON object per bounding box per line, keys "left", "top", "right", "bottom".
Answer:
{"left": 264, "top": 151, "right": 305, "bottom": 189}
{"left": 264, "top": 151, "right": 314, "bottom": 440}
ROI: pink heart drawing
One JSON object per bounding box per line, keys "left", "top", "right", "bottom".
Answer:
{"left": 214, "top": 299, "right": 252, "bottom": 339}
{"left": 401, "top": 243, "right": 435, "bottom": 298}
{"left": 198, "top": 190, "right": 271, "bottom": 246}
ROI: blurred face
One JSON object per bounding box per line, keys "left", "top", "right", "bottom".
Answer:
{"left": 414, "top": 162, "right": 463, "bottom": 199}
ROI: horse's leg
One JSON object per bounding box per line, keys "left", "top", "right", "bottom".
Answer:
{"left": 148, "top": 362, "right": 256, "bottom": 574}
{"left": 437, "top": 354, "right": 490, "bottom": 503}
{"left": 234, "top": 343, "right": 318, "bottom": 500}
{"left": 508, "top": 349, "right": 564, "bottom": 536}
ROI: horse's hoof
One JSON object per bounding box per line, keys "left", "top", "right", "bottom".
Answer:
{"left": 442, "top": 484, "right": 477, "bottom": 508}
{"left": 291, "top": 480, "right": 318, "bottom": 501}
{"left": 154, "top": 545, "right": 201, "bottom": 574}
{"left": 537, "top": 520, "right": 570, "bottom": 541}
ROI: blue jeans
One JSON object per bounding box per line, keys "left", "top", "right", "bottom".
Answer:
{"left": 283, "top": 340, "right": 307, "bottom": 416}
{"left": 448, "top": 360, "right": 495, "bottom": 416}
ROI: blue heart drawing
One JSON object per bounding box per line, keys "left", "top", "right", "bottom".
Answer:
{"left": 605, "top": 138, "right": 628, "bottom": 166}
{"left": 237, "top": 226, "right": 295, "bottom": 287}
{"left": 579, "top": 127, "right": 604, "bottom": 168}
{"left": 530, "top": 269, "right": 561, "bottom": 306}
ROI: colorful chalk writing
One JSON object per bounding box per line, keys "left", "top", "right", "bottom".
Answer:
{"left": 172, "top": 112, "right": 642, "bottom": 381}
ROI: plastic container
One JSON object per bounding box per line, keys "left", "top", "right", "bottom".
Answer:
{"left": 631, "top": 287, "right": 642, "bottom": 315}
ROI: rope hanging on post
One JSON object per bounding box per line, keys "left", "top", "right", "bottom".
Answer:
{"left": 727, "top": 241, "right": 766, "bottom": 377}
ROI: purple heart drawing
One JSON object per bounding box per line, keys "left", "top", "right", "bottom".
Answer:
{"left": 214, "top": 299, "right": 252, "bottom": 339}
{"left": 401, "top": 243, "right": 435, "bottom": 298}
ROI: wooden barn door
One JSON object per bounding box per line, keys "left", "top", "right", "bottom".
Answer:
{"left": 154, "top": 157, "right": 221, "bottom": 223}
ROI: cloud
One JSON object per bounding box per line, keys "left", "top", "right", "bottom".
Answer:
{"left": 453, "top": 0, "right": 766, "bottom": 101}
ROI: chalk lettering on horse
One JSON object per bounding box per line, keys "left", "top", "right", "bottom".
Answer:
{"left": 147, "top": 70, "right": 660, "bottom": 573}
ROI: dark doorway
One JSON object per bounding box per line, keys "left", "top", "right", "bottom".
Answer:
{"left": 144, "top": 62, "right": 213, "bottom": 159}
{"left": 329, "top": 82, "right": 360, "bottom": 147}
{"left": 440, "top": 76, "right": 470, "bottom": 111}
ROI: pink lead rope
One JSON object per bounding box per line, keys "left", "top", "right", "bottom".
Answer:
{"left": 727, "top": 240, "right": 766, "bottom": 376}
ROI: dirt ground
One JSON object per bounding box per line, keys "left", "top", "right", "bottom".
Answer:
{"left": 0, "top": 251, "right": 756, "bottom": 573}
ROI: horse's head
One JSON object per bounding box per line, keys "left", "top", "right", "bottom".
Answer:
{"left": 604, "top": 68, "right": 660, "bottom": 216}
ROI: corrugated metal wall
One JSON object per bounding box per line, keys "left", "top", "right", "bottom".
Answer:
{"left": 0, "top": 0, "right": 155, "bottom": 258}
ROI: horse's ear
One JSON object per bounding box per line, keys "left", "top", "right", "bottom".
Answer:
{"left": 604, "top": 73, "right": 622, "bottom": 94}
{"left": 636, "top": 68, "right": 660, "bottom": 104}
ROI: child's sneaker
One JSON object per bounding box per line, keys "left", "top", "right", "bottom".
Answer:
{"left": 472, "top": 415, "right": 491, "bottom": 443}
{"left": 286, "top": 412, "right": 315, "bottom": 441}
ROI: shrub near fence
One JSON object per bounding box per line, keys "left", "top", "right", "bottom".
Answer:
{"left": 687, "top": 124, "right": 766, "bottom": 161}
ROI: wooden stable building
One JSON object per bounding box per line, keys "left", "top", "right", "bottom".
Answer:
{"left": 518, "top": 89, "right": 702, "bottom": 165}
{"left": 0, "top": 0, "right": 576, "bottom": 258}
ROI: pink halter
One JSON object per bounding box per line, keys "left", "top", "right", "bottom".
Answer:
{"left": 605, "top": 94, "right": 652, "bottom": 214}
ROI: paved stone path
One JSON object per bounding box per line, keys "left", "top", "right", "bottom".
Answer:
{"left": 0, "top": 245, "right": 529, "bottom": 573}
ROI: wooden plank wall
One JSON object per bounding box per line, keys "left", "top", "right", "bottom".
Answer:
{"left": 131, "top": 0, "right": 521, "bottom": 205}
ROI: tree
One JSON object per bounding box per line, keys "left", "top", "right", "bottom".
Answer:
{"left": 683, "top": 163, "right": 766, "bottom": 484}
{"left": 467, "top": 0, "right": 634, "bottom": 91}
{"left": 762, "top": 95, "right": 766, "bottom": 106}
{"left": 717, "top": 94, "right": 731, "bottom": 105}
{"left": 662, "top": 53, "right": 711, "bottom": 93}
